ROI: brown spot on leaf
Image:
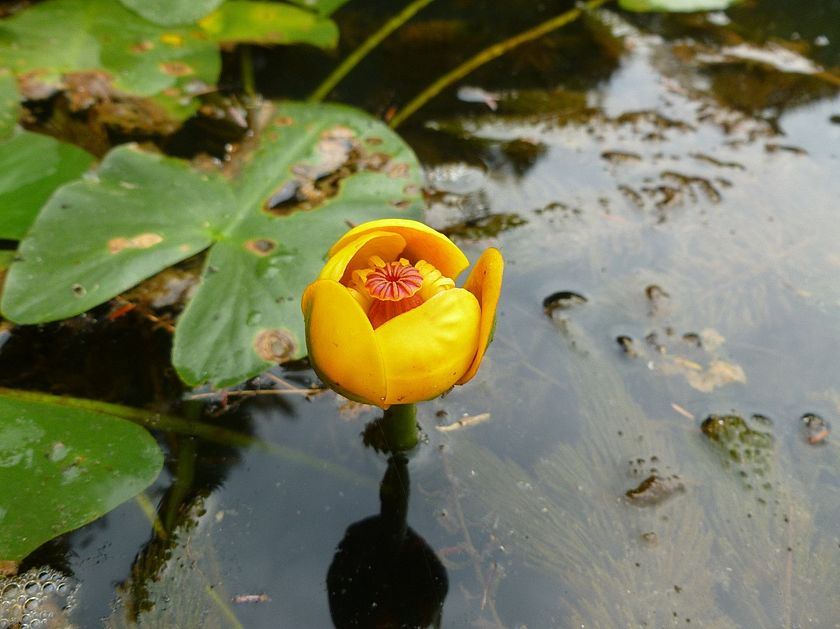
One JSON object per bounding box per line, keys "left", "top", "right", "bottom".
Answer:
{"left": 159, "top": 61, "right": 194, "bottom": 77}
{"left": 323, "top": 125, "right": 355, "bottom": 140}
{"left": 386, "top": 162, "right": 410, "bottom": 178}
{"left": 0, "top": 560, "right": 17, "bottom": 577}
{"left": 108, "top": 233, "right": 164, "bottom": 254}
{"left": 244, "top": 238, "right": 277, "bottom": 256}
{"left": 131, "top": 40, "right": 154, "bottom": 53}
{"left": 365, "top": 137, "right": 383, "bottom": 146}
{"left": 255, "top": 329, "right": 296, "bottom": 363}
{"left": 391, "top": 199, "right": 410, "bottom": 209}
{"left": 274, "top": 116, "right": 294, "bottom": 127}
{"left": 263, "top": 125, "right": 409, "bottom": 216}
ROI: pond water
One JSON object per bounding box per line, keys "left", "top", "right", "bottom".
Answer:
{"left": 3, "top": 0, "right": 840, "bottom": 627}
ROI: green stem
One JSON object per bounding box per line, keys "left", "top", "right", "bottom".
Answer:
{"left": 206, "top": 585, "right": 246, "bottom": 629}
{"left": 240, "top": 45, "right": 256, "bottom": 97}
{"left": 309, "top": 0, "right": 436, "bottom": 103}
{"left": 389, "top": 0, "right": 610, "bottom": 128}
{"left": 380, "top": 403, "right": 419, "bottom": 453}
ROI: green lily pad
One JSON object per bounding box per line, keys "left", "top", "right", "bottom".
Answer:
{"left": 0, "top": 69, "right": 18, "bottom": 139}
{"left": 284, "top": 0, "right": 353, "bottom": 16}
{"left": 0, "top": 389, "right": 163, "bottom": 563}
{"left": 0, "top": 0, "right": 337, "bottom": 120}
{"left": 2, "top": 102, "right": 424, "bottom": 387}
{"left": 119, "top": 0, "right": 225, "bottom": 26}
{"left": 619, "top": 0, "right": 741, "bottom": 11}
{"left": 198, "top": 1, "right": 339, "bottom": 45}
{"left": 0, "top": 250, "right": 13, "bottom": 271}
{"left": 0, "top": 129, "right": 95, "bottom": 240}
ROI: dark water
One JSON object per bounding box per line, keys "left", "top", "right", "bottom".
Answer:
{"left": 4, "top": 0, "right": 840, "bottom": 627}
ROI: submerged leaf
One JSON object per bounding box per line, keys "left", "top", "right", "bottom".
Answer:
{"left": 0, "top": 389, "right": 163, "bottom": 563}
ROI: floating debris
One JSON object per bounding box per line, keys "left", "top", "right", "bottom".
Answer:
{"left": 456, "top": 86, "right": 500, "bottom": 110}
{"left": 436, "top": 412, "right": 492, "bottom": 432}
{"left": 625, "top": 474, "right": 685, "bottom": 507}
{"left": 542, "top": 291, "right": 587, "bottom": 315}
{"left": 616, "top": 335, "right": 637, "bottom": 357}
{"left": 801, "top": 413, "right": 830, "bottom": 445}
{"left": 700, "top": 414, "right": 774, "bottom": 467}
{"left": 670, "top": 403, "right": 695, "bottom": 420}
{"left": 232, "top": 593, "right": 271, "bottom": 604}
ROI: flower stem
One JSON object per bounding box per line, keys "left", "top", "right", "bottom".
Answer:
{"left": 389, "top": 0, "right": 610, "bottom": 128}
{"left": 309, "top": 0, "right": 436, "bottom": 103}
{"left": 380, "top": 403, "right": 419, "bottom": 452}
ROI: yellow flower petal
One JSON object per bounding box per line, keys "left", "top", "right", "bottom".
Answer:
{"left": 457, "top": 247, "right": 504, "bottom": 385}
{"left": 376, "top": 289, "right": 480, "bottom": 405}
{"left": 328, "top": 219, "right": 469, "bottom": 280}
{"left": 318, "top": 231, "right": 406, "bottom": 284}
{"left": 302, "top": 280, "right": 387, "bottom": 406}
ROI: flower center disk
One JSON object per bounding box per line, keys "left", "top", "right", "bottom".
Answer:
{"left": 364, "top": 261, "right": 424, "bottom": 329}
{"left": 365, "top": 262, "right": 423, "bottom": 301}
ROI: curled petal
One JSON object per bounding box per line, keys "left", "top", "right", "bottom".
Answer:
{"left": 302, "top": 280, "right": 387, "bottom": 406}
{"left": 328, "top": 219, "right": 469, "bottom": 280}
{"left": 376, "top": 288, "right": 480, "bottom": 405}
{"left": 318, "top": 231, "right": 406, "bottom": 285}
{"left": 457, "top": 247, "right": 504, "bottom": 385}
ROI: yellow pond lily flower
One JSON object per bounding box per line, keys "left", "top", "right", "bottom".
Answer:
{"left": 301, "top": 219, "right": 503, "bottom": 408}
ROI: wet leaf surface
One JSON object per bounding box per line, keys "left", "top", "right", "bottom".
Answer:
{"left": 0, "top": 0, "right": 337, "bottom": 120}
{"left": 2, "top": 103, "right": 424, "bottom": 387}
{"left": 2, "top": 1, "right": 840, "bottom": 627}
{"left": 119, "top": 0, "right": 224, "bottom": 27}
{"left": 0, "top": 390, "right": 163, "bottom": 563}
{"left": 0, "top": 68, "right": 18, "bottom": 139}
{"left": 0, "top": 129, "right": 94, "bottom": 240}
{"left": 198, "top": 1, "right": 338, "bottom": 45}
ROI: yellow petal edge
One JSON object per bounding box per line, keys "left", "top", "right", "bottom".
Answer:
{"left": 318, "top": 231, "right": 406, "bottom": 284}
{"left": 302, "top": 280, "right": 387, "bottom": 406}
{"left": 328, "top": 219, "right": 469, "bottom": 280}
{"left": 457, "top": 247, "right": 504, "bottom": 385}
{"left": 376, "top": 289, "right": 481, "bottom": 405}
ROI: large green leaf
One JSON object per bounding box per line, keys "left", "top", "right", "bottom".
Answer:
{"left": 0, "top": 129, "right": 94, "bottom": 240}
{"left": 198, "top": 1, "right": 339, "bottom": 45}
{"left": 0, "top": 250, "right": 13, "bottom": 271}
{"left": 619, "top": 0, "right": 741, "bottom": 11}
{"left": 119, "top": 0, "right": 225, "bottom": 26}
{"left": 0, "top": 0, "right": 337, "bottom": 120}
{"left": 2, "top": 102, "right": 424, "bottom": 387}
{"left": 0, "top": 68, "right": 18, "bottom": 139}
{"left": 0, "top": 389, "right": 163, "bottom": 563}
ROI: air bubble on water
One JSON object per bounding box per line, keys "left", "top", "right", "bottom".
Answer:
{"left": 0, "top": 567, "right": 78, "bottom": 628}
